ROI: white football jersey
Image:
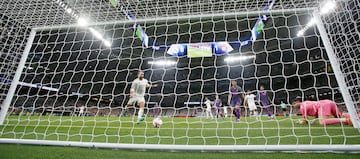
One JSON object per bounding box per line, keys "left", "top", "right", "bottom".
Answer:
{"left": 245, "top": 94, "right": 256, "bottom": 107}
{"left": 131, "top": 78, "right": 149, "bottom": 97}
{"left": 205, "top": 100, "right": 211, "bottom": 109}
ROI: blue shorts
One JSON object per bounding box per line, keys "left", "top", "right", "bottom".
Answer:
{"left": 261, "top": 100, "right": 270, "bottom": 107}
{"left": 231, "top": 98, "right": 242, "bottom": 107}
{"left": 216, "top": 107, "right": 221, "bottom": 112}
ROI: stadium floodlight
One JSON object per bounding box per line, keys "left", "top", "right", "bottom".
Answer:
{"left": 224, "top": 55, "right": 255, "bottom": 62}
{"left": 103, "top": 40, "right": 112, "bottom": 47}
{"left": 89, "top": 27, "right": 103, "bottom": 39}
{"left": 320, "top": 1, "right": 336, "bottom": 15}
{"left": 307, "top": 17, "right": 317, "bottom": 27}
{"left": 66, "top": 8, "right": 72, "bottom": 14}
{"left": 77, "top": 17, "right": 88, "bottom": 27}
{"left": 148, "top": 60, "right": 177, "bottom": 66}
{"left": 297, "top": 30, "right": 305, "bottom": 37}
{"left": 88, "top": 27, "right": 112, "bottom": 47}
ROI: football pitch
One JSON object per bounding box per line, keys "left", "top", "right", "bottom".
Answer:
{"left": 1, "top": 116, "right": 359, "bottom": 145}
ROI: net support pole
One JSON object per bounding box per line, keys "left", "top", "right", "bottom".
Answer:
{"left": 0, "top": 139, "right": 360, "bottom": 152}
{"left": 0, "top": 29, "right": 36, "bottom": 125}
{"left": 314, "top": 13, "right": 360, "bottom": 128}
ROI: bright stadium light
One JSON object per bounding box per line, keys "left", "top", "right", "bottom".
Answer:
{"left": 224, "top": 55, "right": 255, "bottom": 62}
{"left": 66, "top": 8, "right": 72, "bottom": 14}
{"left": 297, "top": 17, "right": 317, "bottom": 37}
{"left": 77, "top": 17, "right": 88, "bottom": 27}
{"left": 307, "top": 17, "right": 317, "bottom": 27}
{"left": 297, "top": 30, "right": 305, "bottom": 37}
{"left": 148, "top": 60, "right": 177, "bottom": 66}
{"left": 89, "top": 27, "right": 112, "bottom": 47}
{"left": 320, "top": 1, "right": 336, "bottom": 14}
{"left": 103, "top": 40, "right": 112, "bottom": 47}
{"left": 89, "top": 27, "right": 103, "bottom": 39}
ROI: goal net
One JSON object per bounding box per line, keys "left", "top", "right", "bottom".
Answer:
{"left": 0, "top": 0, "right": 359, "bottom": 151}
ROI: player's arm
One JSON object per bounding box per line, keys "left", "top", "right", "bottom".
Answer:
{"left": 267, "top": 92, "right": 273, "bottom": 104}
{"left": 146, "top": 81, "right": 158, "bottom": 88}
{"left": 297, "top": 105, "right": 308, "bottom": 125}
{"left": 244, "top": 96, "right": 248, "bottom": 107}
{"left": 227, "top": 93, "right": 232, "bottom": 105}
{"left": 130, "top": 82, "right": 135, "bottom": 98}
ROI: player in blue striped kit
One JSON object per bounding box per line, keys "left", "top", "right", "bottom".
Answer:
{"left": 228, "top": 80, "right": 244, "bottom": 122}
{"left": 258, "top": 85, "right": 274, "bottom": 119}
{"left": 214, "top": 95, "right": 223, "bottom": 119}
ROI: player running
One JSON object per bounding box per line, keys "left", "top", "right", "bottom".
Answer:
{"left": 228, "top": 80, "right": 244, "bottom": 122}
{"left": 127, "top": 70, "right": 157, "bottom": 124}
{"left": 258, "top": 85, "right": 274, "bottom": 119}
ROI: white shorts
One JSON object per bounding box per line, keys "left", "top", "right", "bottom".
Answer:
{"left": 223, "top": 106, "right": 228, "bottom": 114}
{"left": 127, "top": 96, "right": 145, "bottom": 105}
{"left": 248, "top": 104, "right": 257, "bottom": 111}
{"left": 206, "top": 108, "right": 212, "bottom": 112}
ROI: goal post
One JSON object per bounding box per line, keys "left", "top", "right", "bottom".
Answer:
{"left": 0, "top": 0, "right": 360, "bottom": 152}
{"left": 313, "top": 13, "right": 360, "bottom": 129}
{"left": 0, "top": 30, "right": 36, "bottom": 125}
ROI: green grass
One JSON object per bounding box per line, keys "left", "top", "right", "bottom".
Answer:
{"left": 1, "top": 115, "right": 360, "bottom": 159}
{"left": 1, "top": 144, "right": 360, "bottom": 159}
{"left": 0, "top": 115, "right": 360, "bottom": 145}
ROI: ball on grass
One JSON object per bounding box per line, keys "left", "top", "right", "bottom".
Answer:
{"left": 152, "top": 117, "right": 163, "bottom": 128}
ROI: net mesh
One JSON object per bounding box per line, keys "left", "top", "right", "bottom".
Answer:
{"left": 321, "top": 0, "right": 360, "bottom": 117}
{"left": 0, "top": 0, "right": 359, "bottom": 147}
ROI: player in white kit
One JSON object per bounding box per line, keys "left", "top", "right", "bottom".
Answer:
{"left": 126, "top": 70, "right": 157, "bottom": 123}
{"left": 204, "top": 97, "right": 213, "bottom": 119}
{"left": 244, "top": 90, "right": 258, "bottom": 119}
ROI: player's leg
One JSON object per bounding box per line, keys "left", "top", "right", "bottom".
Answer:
{"left": 223, "top": 106, "right": 228, "bottom": 118}
{"left": 235, "top": 105, "right": 241, "bottom": 122}
{"left": 193, "top": 107, "right": 197, "bottom": 116}
{"left": 318, "top": 102, "right": 346, "bottom": 125}
{"left": 234, "top": 100, "right": 241, "bottom": 122}
{"left": 206, "top": 109, "right": 209, "bottom": 119}
{"left": 122, "top": 98, "right": 134, "bottom": 117}
{"left": 262, "top": 101, "right": 273, "bottom": 119}
{"left": 216, "top": 108, "right": 221, "bottom": 118}
{"left": 282, "top": 108, "right": 286, "bottom": 117}
{"left": 136, "top": 97, "right": 146, "bottom": 123}
{"left": 318, "top": 115, "right": 346, "bottom": 125}
{"left": 230, "top": 106, "right": 234, "bottom": 118}
{"left": 249, "top": 104, "right": 256, "bottom": 117}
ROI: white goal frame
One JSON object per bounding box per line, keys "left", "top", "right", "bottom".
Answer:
{"left": 0, "top": 7, "right": 359, "bottom": 152}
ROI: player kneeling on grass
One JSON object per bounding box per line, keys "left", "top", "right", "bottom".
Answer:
{"left": 128, "top": 70, "right": 157, "bottom": 124}
{"left": 292, "top": 96, "right": 352, "bottom": 125}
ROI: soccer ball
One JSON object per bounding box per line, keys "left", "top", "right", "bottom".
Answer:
{"left": 152, "top": 117, "right": 163, "bottom": 128}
